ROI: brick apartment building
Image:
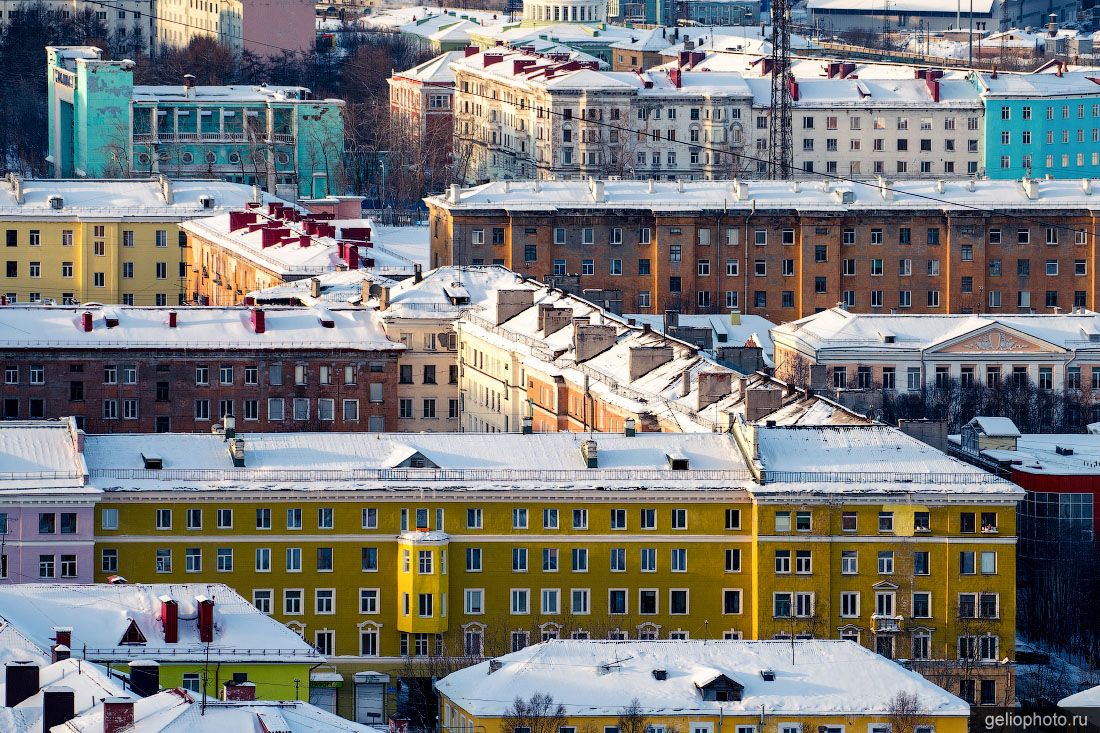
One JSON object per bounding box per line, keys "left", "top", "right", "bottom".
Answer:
{"left": 0, "top": 305, "right": 403, "bottom": 433}
{"left": 426, "top": 177, "right": 1100, "bottom": 322}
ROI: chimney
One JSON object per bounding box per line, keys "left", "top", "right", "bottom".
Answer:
{"left": 196, "top": 595, "right": 214, "bottom": 643}
{"left": 1049, "top": 12, "right": 1057, "bottom": 36}
{"left": 160, "top": 596, "right": 179, "bottom": 643}
{"left": 8, "top": 173, "right": 23, "bottom": 204}
{"left": 347, "top": 245, "right": 360, "bottom": 269}
{"left": 538, "top": 304, "right": 572, "bottom": 336}
{"left": 80, "top": 311, "right": 93, "bottom": 332}
{"left": 5, "top": 661, "right": 40, "bottom": 707}
{"left": 221, "top": 681, "right": 257, "bottom": 702}
{"left": 696, "top": 371, "right": 733, "bottom": 411}
{"left": 464, "top": 45, "right": 479, "bottom": 57}
{"left": 310, "top": 278, "right": 321, "bottom": 299}
{"left": 250, "top": 307, "right": 265, "bottom": 334}
{"left": 624, "top": 417, "right": 636, "bottom": 436}
{"left": 521, "top": 416, "right": 533, "bottom": 434}
{"left": 128, "top": 660, "right": 160, "bottom": 698}
{"left": 159, "top": 174, "right": 173, "bottom": 205}
{"left": 745, "top": 387, "right": 783, "bottom": 421}
{"left": 580, "top": 439, "right": 598, "bottom": 468}
{"left": 223, "top": 414, "right": 235, "bottom": 439}
{"left": 42, "top": 687, "right": 76, "bottom": 731}
{"left": 573, "top": 322, "right": 617, "bottom": 362}
{"left": 669, "top": 66, "right": 682, "bottom": 88}
{"left": 1021, "top": 177, "right": 1039, "bottom": 199}
{"left": 53, "top": 627, "right": 72, "bottom": 649}
{"left": 483, "top": 52, "right": 504, "bottom": 67}
{"left": 991, "top": 63, "right": 998, "bottom": 78}
{"left": 168, "top": 310, "right": 177, "bottom": 328}
{"left": 787, "top": 79, "right": 799, "bottom": 101}
{"left": 926, "top": 76, "right": 940, "bottom": 102}
{"left": 729, "top": 309, "right": 741, "bottom": 326}
{"left": 51, "top": 645, "right": 70, "bottom": 663}
{"left": 809, "top": 364, "right": 828, "bottom": 390}
{"left": 663, "top": 310, "right": 679, "bottom": 330}
{"left": 494, "top": 289, "right": 534, "bottom": 325}
{"left": 228, "top": 210, "right": 257, "bottom": 231}
{"left": 414, "top": 263, "right": 423, "bottom": 283}
{"left": 379, "top": 285, "right": 391, "bottom": 311}
{"left": 627, "top": 345, "right": 674, "bottom": 381}
{"left": 183, "top": 73, "right": 195, "bottom": 89}
{"left": 229, "top": 438, "right": 246, "bottom": 467}
{"left": 104, "top": 698, "right": 135, "bottom": 733}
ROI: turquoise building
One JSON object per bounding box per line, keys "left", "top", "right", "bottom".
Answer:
{"left": 973, "top": 70, "right": 1100, "bottom": 180}
{"left": 47, "top": 46, "right": 346, "bottom": 199}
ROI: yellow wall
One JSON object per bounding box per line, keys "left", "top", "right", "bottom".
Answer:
{"left": 0, "top": 220, "right": 186, "bottom": 305}
{"left": 94, "top": 486, "right": 1015, "bottom": 687}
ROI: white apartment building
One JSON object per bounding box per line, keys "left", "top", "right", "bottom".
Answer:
{"left": 772, "top": 306, "right": 1100, "bottom": 394}
{"left": 1, "top": 0, "right": 152, "bottom": 46}
{"left": 451, "top": 49, "right": 985, "bottom": 181}
{"left": 451, "top": 48, "right": 754, "bottom": 183}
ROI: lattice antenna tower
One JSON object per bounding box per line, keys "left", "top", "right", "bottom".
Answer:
{"left": 768, "top": 0, "right": 794, "bottom": 179}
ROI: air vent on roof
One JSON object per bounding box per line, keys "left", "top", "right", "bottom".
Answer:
{"left": 488, "top": 660, "right": 503, "bottom": 674}
{"left": 48, "top": 195, "right": 63, "bottom": 210}
{"left": 652, "top": 669, "right": 668, "bottom": 680}
{"left": 199, "top": 195, "right": 214, "bottom": 209}
{"left": 1089, "top": 333, "right": 1100, "bottom": 342}
{"left": 141, "top": 453, "right": 163, "bottom": 470}
{"left": 884, "top": 335, "right": 896, "bottom": 343}
{"left": 760, "top": 669, "right": 776, "bottom": 681}
{"left": 666, "top": 453, "right": 689, "bottom": 471}
{"left": 1056, "top": 446, "right": 1075, "bottom": 456}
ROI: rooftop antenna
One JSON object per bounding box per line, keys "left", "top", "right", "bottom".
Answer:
{"left": 767, "top": 0, "right": 793, "bottom": 179}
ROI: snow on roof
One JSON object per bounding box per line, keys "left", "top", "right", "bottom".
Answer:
{"left": 772, "top": 307, "right": 1100, "bottom": 353}
{"left": 809, "top": 0, "right": 994, "bottom": 13}
{"left": 248, "top": 270, "right": 399, "bottom": 306}
{"left": 974, "top": 69, "right": 1100, "bottom": 97}
{"left": 1061, "top": 683, "right": 1100, "bottom": 709}
{"left": 609, "top": 25, "right": 717, "bottom": 51}
{"left": 380, "top": 265, "right": 531, "bottom": 318}
{"left": 429, "top": 178, "right": 1100, "bottom": 213}
{"left": 0, "top": 659, "right": 133, "bottom": 733}
{"left": 0, "top": 583, "right": 321, "bottom": 663}
{"left": 392, "top": 50, "right": 466, "bottom": 84}
{"left": 0, "top": 305, "right": 401, "bottom": 352}
{"left": 0, "top": 420, "right": 86, "bottom": 493}
{"left": 741, "top": 76, "right": 980, "bottom": 107}
{"left": 991, "top": 432, "right": 1100, "bottom": 476}
{"left": 624, "top": 313, "right": 776, "bottom": 365}
{"left": 371, "top": 225, "right": 430, "bottom": 269}
{"left": 131, "top": 85, "right": 339, "bottom": 105}
{"left": 968, "top": 416, "right": 1022, "bottom": 437}
{"left": 59, "top": 692, "right": 385, "bottom": 733}
{"left": 0, "top": 179, "right": 279, "bottom": 220}
{"left": 436, "top": 639, "right": 970, "bottom": 718}
{"left": 753, "top": 424, "right": 1021, "bottom": 495}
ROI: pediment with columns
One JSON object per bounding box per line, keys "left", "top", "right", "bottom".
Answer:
{"left": 930, "top": 324, "right": 1065, "bottom": 355}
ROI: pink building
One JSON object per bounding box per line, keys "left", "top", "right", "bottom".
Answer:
{"left": 388, "top": 50, "right": 464, "bottom": 154}
{"left": 155, "top": 0, "right": 316, "bottom": 58}
{"left": 0, "top": 419, "right": 96, "bottom": 585}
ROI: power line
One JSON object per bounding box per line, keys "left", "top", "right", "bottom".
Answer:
{"left": 80, "top": 0, "right": 1098, "bottom": 239}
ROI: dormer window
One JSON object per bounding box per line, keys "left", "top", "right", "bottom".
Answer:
{"left": 119, "top": 618, "right": 147, "bottom": 645}
{"left": 695, "top": 672, "right": 743, "bottom": 702}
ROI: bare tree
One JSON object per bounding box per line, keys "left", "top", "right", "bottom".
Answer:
{"left": 885, "top": 691, "right": 928, "bottom": 733}
{"left": 618, "top": 698, "right": 649, "bottom": 733}
{"left": 502, "top": 693, "right": 568, "bottom": 733}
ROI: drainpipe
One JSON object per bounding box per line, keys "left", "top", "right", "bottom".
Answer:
{"left": 743, "top": 199, "right": 756, "bottom": 315}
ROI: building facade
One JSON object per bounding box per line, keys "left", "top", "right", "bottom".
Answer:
{"left": 77, "top": 422, "right": 1020, "bottom": 710}
{"left": 771, "top": 308, "right": 1100, "bottom": 401}
{"left": 0, "top": 0, "right": 153, "bottom": 48}
{"left": 154, "top": 0, "right": 316, "bottom": 57}
{"left": 47, "top": 46, "right": 345, "bottom": 197}
{"left": 0, "top": 176, "right": 274, "bottom": 306}
{"left": 426, "top": 178, "right": 1100, "bottom": 322}
{"left": 0, "top": 304, "right": 403, "bottom": 433}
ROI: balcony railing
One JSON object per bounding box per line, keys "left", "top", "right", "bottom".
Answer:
{"left": 81, "top": 645, "right": 320, "bottom": 659}
{"left": 89, "top": 467, "right": 756, "bottom": 483}
{"left": 132, "top": 132, "right": 292, "bottom": 144}
{"left": 871, "top": 614, "right": 903, "bottom": 633}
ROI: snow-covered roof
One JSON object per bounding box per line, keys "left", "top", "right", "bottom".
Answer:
{"left": 437, "top": 639, "right": 970, "bottom": 718}
{"left": 0, "top": 659, "right": 133, "bottom": 733}
{"left": 609, "top": 25, "right": 717, "bottom": 52}
{"left": 248, "top": 270, "right": 398, "bottom": 306}
{"left": 625, "top": 313, "right": 776, "bottom": 365}
{"left": 379, "top": 265, "right": 529, "bottom": 318}
{"left": 1061, "top": 683, "right": 1100, "bottom": 709}
{"left": 752, "top": 424, "right": 1021, "bottom": 495}
{"left": 58, "top": 692, "right": 384, "bottom": 733}
{"left": 429, "top": 178, "right": 1100, "bottom": 213}
{"left": 979, "top": 432, "right": 1100, "bottom": 476}
{"left": 181, "top": 209, "right": 417, "bottom": 277}
{"left": 974, "top": 69, "right": 1100, "bottom": 97}
{"left": 968, "top": 416, "right": 1022, "bottom": 437}
{"left": 0, "top": 584, "right": 321, "bottom": 664}
{"left": 809, "top": 0, "right": 994, "bottom": 13}
{"left": 741, "top": 76, "right": 980, "bottom": 107}
{"left": 0, "top": 420, "right": 86, "bottom": 494}
{"left": 391, "top": 50, "right": 466, "bottom": 84}
{"left": 0, "top": 178, "right": 279, "bottom": 220}
{"left": 0, "top": 305, "right": 401, "bottom": 352}
{"left": 131, "top": 85, "right": 340, "bottom": 105}
{"left": 772, "top": 307, "right": 1100, "bottom": 354}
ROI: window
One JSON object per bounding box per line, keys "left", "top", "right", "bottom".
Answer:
{"left": 216, "top": 548, "right": 233, "bottom": 571}
{"left": 572, "top": 548, "right": 588, "bottom": 572}
{"left": 511, "top": 589, "right": 529, "bottom": 614}
{"left": 669, "top": 589, "right": 688, "bottom": 614}
{"left": 725, "top": 548, "right": 741, "bottom": 572}
{"left": 610, "top": 508, "right": 627, "bottom": 530}
{"left": 671, "top": 548, "right": 687, "bottom": 572}
{"left": 775, "top": 511, "right": 791, "bottom": 532}
{"left": 671, "top": 508, "right": 687, "bottom": 529}
{"left": 841, "top": 550, "right": 857, "bottom": 574}
{"left": 775, "top": 550, "right": 791, "bottom": 574}
{"left": 878, "top": 551, "right": 894, "bottom": 574}
{"left": 640, "top": 548, "right": 656, "bottom": 572}
{"left": 572, "top": 509, "right": 588, "bottom": 529}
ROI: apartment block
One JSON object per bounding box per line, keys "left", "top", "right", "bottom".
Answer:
{"left": 0, "top": 0, "right": 153, "bottom": 46}
{"left": 47, "top": 46, "right": 344, "bottom": 197}
{"left": 426, "top": 177, "right": 1100, "bottom": 321}
{"left": 772, "top": 307, "right": 1100, "bottom": 402}
{"left": 0, "top": 304, "right": 403, "bottom": 432}
{"left": 182, "top": 200, "right": 415, "bottom": 306}
{"left": 0, "top": 175, "right": 272, "bottom": 306}
{"left": 154, "top": 0, "right": 315, "bottom": 57}
{"left": 68, "top": 415, "right": 1020, "bottom": 709}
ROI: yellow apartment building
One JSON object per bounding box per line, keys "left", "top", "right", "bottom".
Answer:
{"left": 80, "top": 417, "right": 1021, "bottom": 718}
{"left": 436, "top": 639, "right": 972, "bottom": 733}
{"left": 0, "top": 175, "right": 273, "bottom": 306}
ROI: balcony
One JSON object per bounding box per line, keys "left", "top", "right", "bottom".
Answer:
{"left": 871, "top": 614, "right": 903, "bottom": 633}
